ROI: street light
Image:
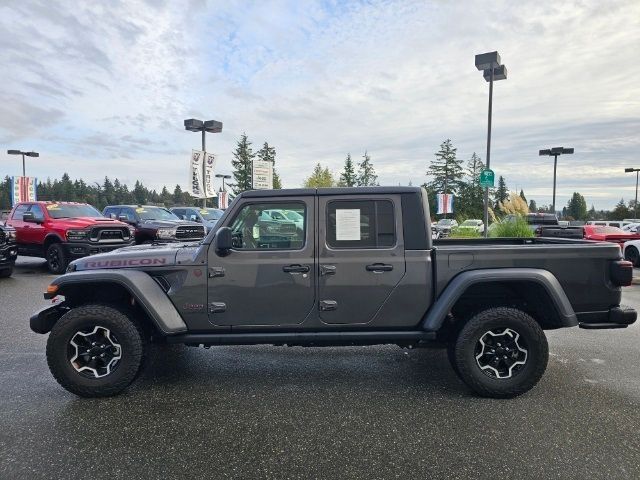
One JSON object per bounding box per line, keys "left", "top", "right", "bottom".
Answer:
{"left": 539, "top": 147, "right": 574, "bottom": 214}
{"left": 184, "top": 118, "right": 223, "bottom": 207}
{"left": 625, "top": 167, "right": 640, "bottom": 219}
{"left": 215, "top": 173, "right": 231, "bottom": 192}
{"left": 7, "top": 149, "right": 39, "bottom": 176}
{"left": 475, "top": 51, "right": 507, "bottom": 238}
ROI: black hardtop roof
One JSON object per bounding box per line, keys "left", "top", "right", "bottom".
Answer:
{"left": 239, "top": 186, "right": 423, "bottom": 198}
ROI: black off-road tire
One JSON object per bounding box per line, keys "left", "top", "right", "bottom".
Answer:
{"left": 452, "top": 307, "right": 548, "bottom": 398}
{"left": 625, "top": 246, "right": 639, "bottom": 267}
{"left": 46, "top": 304, "right": 145, "bottom": 397}
{"left": 0, "top": 267, "right": 13, "bottom": 278}
{"left": 46, "top": 243, "right": 68, "bottom": 274}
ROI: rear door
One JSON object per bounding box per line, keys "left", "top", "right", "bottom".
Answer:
{"left": 317, "top": 195, "right": 406, "bottom": 325}
{"left": 207, "top": 196, "right": 316, "bottom": 327}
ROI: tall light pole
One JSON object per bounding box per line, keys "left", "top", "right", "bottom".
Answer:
{"left": 184, "top": 119, "right": 223, "bottom": 207}
{"left": 539, "top": 147, "right": 574, "bottom": 215}
{"left": 215, "top": 173, "right": 231, "bottom": 192}
{"left": 625, "top": 167, "right": 640, "bottom": 219}
{"left": 475, "top": 51, "right": 507, "bottom": 238}
{"left": 7, "top": 149, "right": 39, "bottom": 176}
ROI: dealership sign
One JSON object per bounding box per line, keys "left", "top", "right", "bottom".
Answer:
{"left": 252, "top": 160, "right": 273, "bottom": 190}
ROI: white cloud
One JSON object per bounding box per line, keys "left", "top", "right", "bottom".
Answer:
{"left": 1, "top": 0, "right": 639, "bottom": 209}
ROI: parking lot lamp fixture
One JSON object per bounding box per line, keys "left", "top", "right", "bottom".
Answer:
{"left": 539, "top": 147, "right": 574, "bottom": 215}
{"left": 625, "top": 167, "right": 640, "bottom": 219}
{"left": 184, "top": 119, "right": 223, "bottom": 207}
{"left": 215, "top": 174, "right": 232, "bottom": 192}
{"left": 7, "top": 149, "right": 39, "bottom": 176}
{"left": 475, "top": 51, "right": 507, "bottom": 238}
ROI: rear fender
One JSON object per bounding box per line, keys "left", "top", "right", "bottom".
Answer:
{"left": 422, "top": 268, "right": 577, "bottom": 332}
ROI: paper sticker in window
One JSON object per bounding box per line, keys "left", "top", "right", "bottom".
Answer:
{"left": 335, "top": 209, "right": 361, "bottom": 241}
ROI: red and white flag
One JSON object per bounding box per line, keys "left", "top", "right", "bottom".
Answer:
{"left": 217, "top": 191, "right": 229, "bottom": 209}
{"left": 437, "top": 193, "right": 454, "bottom": 215}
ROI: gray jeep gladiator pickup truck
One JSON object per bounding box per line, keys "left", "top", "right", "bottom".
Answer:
{"left": 31, "top": 187, "right": 636, "bottom": 398}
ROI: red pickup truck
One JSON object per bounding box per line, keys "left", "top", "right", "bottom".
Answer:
{"left": 6, "top": 201, "right": 134, "bottom": 273}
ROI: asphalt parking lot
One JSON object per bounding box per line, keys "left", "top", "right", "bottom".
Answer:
{"left": 1, "top": 258, "right": 639, "bottom": 479}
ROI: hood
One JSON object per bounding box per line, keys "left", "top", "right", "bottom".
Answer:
{"left": 69, "top": 242, "right": 203, "bottom": 271}
{"left": 52, "top": 217, "right": 128, "bottom": 228}
{"left": 138, "top": 219, "right": 202, "bottom": 228}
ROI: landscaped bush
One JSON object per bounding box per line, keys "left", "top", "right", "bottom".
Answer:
{"left": 449, "top": 227, "right": 482, "bottom": 238}
{"left": 489, "top": 216, "right": 534, "bottom": 238}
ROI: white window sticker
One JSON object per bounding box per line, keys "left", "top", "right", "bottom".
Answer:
{"left": 335, "top": 209, "right": 361, "bottom": 241}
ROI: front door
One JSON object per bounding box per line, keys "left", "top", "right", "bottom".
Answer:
{"left": 318, "top": 195, "right": 406, "bottom": 325}
{"left": 207, "top": 197, "right": 316, "bottom": 327}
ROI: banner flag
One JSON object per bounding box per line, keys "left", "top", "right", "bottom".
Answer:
{"left": 252, "top": 160, "right": 273, "bottom": 190}
{"left": 217, "top": 191, "right": 229, "bottom": 209}
{"left": 11, "top": 176, "right": 37, "bottom": 206}
{"left": 203, "top": 152, "right": 216, "bottom": 198}
{"left": 188, "top": 150, "right": 205, "bottom": 198}
{"left": 437, "top": 193, "right": 454, "bottom": 215}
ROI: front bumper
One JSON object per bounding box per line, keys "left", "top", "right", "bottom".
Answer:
{"left": 577, "top": 305, "right": 637, "bottom": 329}
{"left": 62, "top": 241, "right": 135, "bottom": 258}
{"left": 0, "top": 244, "right": 18, "bottom": 267}
{"left": 30, "top": 303, "right": 69, "bottom": 334}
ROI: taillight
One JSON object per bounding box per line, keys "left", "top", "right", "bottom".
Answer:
{"left": 610, "top": 260, "right": 633, "bottom": 287}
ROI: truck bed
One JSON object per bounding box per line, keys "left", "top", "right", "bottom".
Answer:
{"left": 432, "top": 237, "right": 622, "bottom": 315}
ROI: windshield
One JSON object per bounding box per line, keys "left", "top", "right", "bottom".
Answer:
{"left": 284, "top": 211, "right": 303, "bottom": 221}
{"left": 136, "top": 207, "right": 179, "bottom": 221}
{"left": 437, "top": 219, "right": 453, "bottom": 225}
{"left": 46, "top": 204, "right": 103, "bottom": 219}
{"left": 461, "top": 220, "right": 479, "bottom": 226}
{"left": 199, "top": 209, "right": 223, "bottom": 221}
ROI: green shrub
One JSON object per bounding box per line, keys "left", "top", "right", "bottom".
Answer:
{"left": 489, "top": 216, "right": 534, "bottom": 238}
{"left": 449, "top": 227, "right": 482, "bottom": 238}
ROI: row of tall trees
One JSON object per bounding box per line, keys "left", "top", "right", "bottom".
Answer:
{"left": 230, "top": 134, "right": 282, "bottom": 193}
{"left": 0, "top": 174, "right": 198, "bottom": 211}
{"left": 303, "top": 152, "right": 379, "bottom": 188}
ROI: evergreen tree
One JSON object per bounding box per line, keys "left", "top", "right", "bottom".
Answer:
{"left": 566, "top": 192, "right": 587, "bottom": 220}
{"left": 493, "top": 176, "right": 508, "bottom": 209}
{"left": 160, "top": 186, "right": 172, "bottom": 206}
{"left": 426, "top": 139, "right": 464, "bottom": 195}
{"left": 272, "top": 171, "right": 283, "bottom": 189}
{"left": 357, "top": 151, "right": 378, "bottom": 186}
{"left": 304, "top": 163, "right": 335, "bottom": 188}
{"left": 587, "top": 205, "right": 597, "bottom": 220}
{"left": 339, "top": 153, "right": 358, "bottom": 187}
{"left": 610, "top": 199, "right": 630, "bottom": 220}
{"left": 528, "top": 199, "right": 537, "bottom": 212}
{"left": 456, "top": 152, "right": 485, "bottom": 219}
{"left": 133, "top": 181, "right": 146, "bottom": 205}
{"left": 173, "top": 184, "right": 184, "bottom": 205}
{"left": 230, "top": 133, "right": 255, "bottom": 193}
{"left": 519, "top": 189, "right": 527, "bottom": 203}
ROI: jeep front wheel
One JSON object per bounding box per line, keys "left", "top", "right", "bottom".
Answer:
{"left": 451, "top": 307, "right": 548, "bottom": 398}
{"left": 46, "top": 304, "right": 145, "bottom": 397}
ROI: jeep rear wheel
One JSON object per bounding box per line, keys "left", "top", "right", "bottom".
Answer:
{"left": 46, "top": 243, "right": 68, "bottom": 274}
{"left": 450, "top": 307, "right": 548, "bottom": 398}
{"left": 46, "top": 305, "right": 145, "bottom": 397}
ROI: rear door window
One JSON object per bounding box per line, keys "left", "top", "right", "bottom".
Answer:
{"left": 12, "top": 204, "right": 29, "bottom": 220}
{"left": 326, "top": 200, "right": 395, "bottom": 249}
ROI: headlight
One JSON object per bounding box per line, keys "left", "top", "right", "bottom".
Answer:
{"left": 156, "top": 227, "right": 176, "bottom": 239}
{"left": 66, "top": 229, "right": 89, "bottom": 241}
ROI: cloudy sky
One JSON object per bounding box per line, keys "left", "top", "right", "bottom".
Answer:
{"left": 1, "top": 0, "right": 639, "bottom": 209}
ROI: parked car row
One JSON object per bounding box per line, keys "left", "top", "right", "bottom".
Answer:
{"left": 2, "top": 201, "right": 225, "bottom": 274}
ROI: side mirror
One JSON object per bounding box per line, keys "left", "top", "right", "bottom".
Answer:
{"left": 23, "top": 212, "right": 40, "bottom": 223}
{"left": 214, "top": 227, "right": 233, "bottom": 255}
